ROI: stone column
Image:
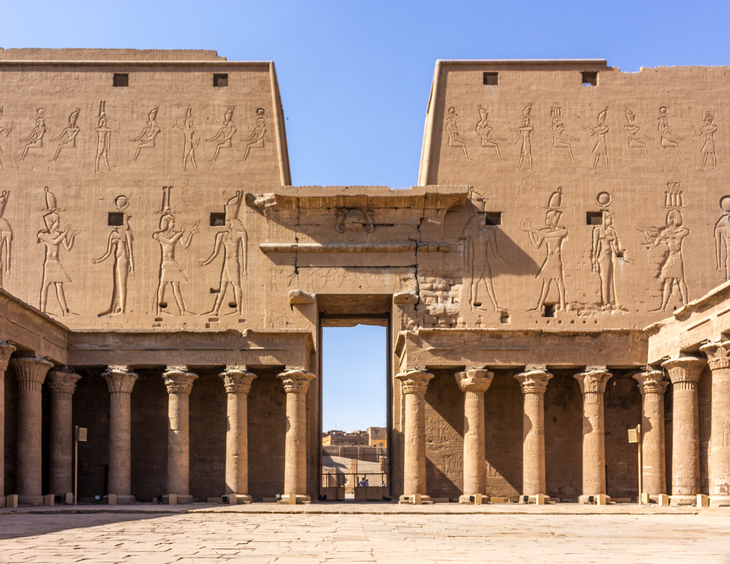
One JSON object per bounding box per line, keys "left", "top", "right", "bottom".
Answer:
{"left": 633, "top": 367, "right": 669, "bottom": 499}
{"left": 277, "top": 368, "right": 315, "bottom": 503}
{"left": 0, "top": 341, "right": 16, "bottom": 506}
{"left": 102, "top": 365, "right": 138, "bottom": 504}
{"left": 662, "top": 356, "right": 706, "bottom": 505}
{"left": 162, "top": 366, "right": 198, "bottom": 504}
{"left": 574, "top": 366, "right": 612, "bottom": 504}
{"left": 515, "top": 366, "right": 553, "bottom": 500}
{"left": 47, "top": 367, "right": 81, "bottom": 499}
{"left": 455, "top": 368, "right": 493, "bottom": 503}
{"left": 11, "top": 356, "right": 53, "bottom": 505}
{"left": 396, "top": 368, "right": 434, "bottom": 503}
{"left": 220, "top": 366, "right": 256, "bottom": 503}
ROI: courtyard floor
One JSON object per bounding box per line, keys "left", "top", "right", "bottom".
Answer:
{"left": 0, "top": 503, "right": 728, "bottom": 563}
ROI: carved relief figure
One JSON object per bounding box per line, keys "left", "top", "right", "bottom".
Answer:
{"left": 240, "top": 108, "right": 266, "bottom": 162}
{"left": 0, "top": 106, "right": 13, "bottom": 172}
{"left": 20, "top": 108, "right": 47, "bottom": 162}
{"left": 38, "top": 187, "right": 78, "bottom": 316}
{"left": 511, "top": 104, "right": 533, "bottom": 171}
{"left": 549, "top": 115, "right": 577, "bottom": 161}
{"left": 521, "top": 188, "right": 568, "bottom": 312}
{"left": 714, "top": 195, "right": 730, "bottom": 280}
{"left": 200, "top": 192, "right": 247, "bottom": 316}
{"left": 51, "top": 108, "right": 80, "bottom": 162}
{"left": 0, "top": 191, "right": 12, "bottom": 288}
{"left": 475, "top": 105, "right": 505, "bottom": 160}
{"left": 94, "top": 102, "right": 112, "bottom": 173}
{"left": 207, "top": 106, "right": 236, "bottom": 161}
{"left": 590, "top": 192, "right": 630, "bottom": 309}
{"left": 690, "top": 111, "right": 717, "bottom": 170}
{"left": 173, "top": 108, "right": 200, "bottom": 172}
{"left": 131, "top": 107, "right": 161, "bottom": 162}
{"left": 461, "top": 210, "right": 508, "bottom": 312}
{"left": 445, "top": 106, "right": 471, "bottom": 160}
{"left": 586, "top": 107, "right": 609, "bottom": 171}
{"left": 623, "top": 107, "right": 651, "bottom": 159}
{"left": 153, "top": 188, "right": 198, "bottom": 316}
{"left": 658, "top": 106, "right": 683, "bottom": 157}
{"left": 94, "top": 195, "right": 134, "bottom": 316}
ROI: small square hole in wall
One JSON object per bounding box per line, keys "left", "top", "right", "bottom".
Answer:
{"left": 113, "top": 73, "right": 129, "bottom": 87}
{"left": 210, "top": 212, "right": 225, "bottom": 227}
{"left": 484, "top": 211, "right": 502, "bottom": 225}
{"left": 483, "top": 72, "right": 498, "bottom": 86}
{"left": 108, "top": 212, "right": 124, "bottom": 226}
{"left": 500, "top": 311, "right": 510, "bottom": 324}
{"left": 582, "top": 71, "right": 598, "bottom": 86}
{"left": 586, "top": 211, "right": 603, "bottom": 225}
{"left": 213, "top": 73, "right": 228, "bottom": 87}
{"left": 543, "top": 304, "right": 556, "bottom": 318}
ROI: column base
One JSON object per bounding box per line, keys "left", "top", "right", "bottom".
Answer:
{"left": 163, "top": 494, "right": 194, "bottom": 505}
{"left": 18, "top": 495, "right": 44, "bottom": 506}
{"left": 458, "top": 494, "right": 488, "bottom": 504}
{"left": 277, "top": 494, "right": 310, "bottom": 505}
{"left": 710, "top": 495, "right": 730, "bottom": 507}
{"left": 105, "top": 494, "right": 136, "bottom": 505}
{"left": 578, "top": 494, "right": 611, "bottom": 505}
{"left": 669, "top": 495, "right": 697, "bottom": 506}
{"left": 398, "top": 494, "right": 433, "bottom": 505}
{"left": 519, "top": 494, "right": 551, "bottom": 504}
{"left": 224, "top": 494, "right": 252, "bottom": 505}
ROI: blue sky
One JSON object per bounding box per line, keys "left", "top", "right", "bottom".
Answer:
{"left": 4, "top": 0, "right": 728, "bottom": 431}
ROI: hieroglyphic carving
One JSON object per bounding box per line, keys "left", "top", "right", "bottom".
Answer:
{"left": 461, "top": 209, "right": 508, "bottom": 312}
{"left": 549, "top": 105, "right": 577, "bottom": 161}
{"left": 0, "top": 191, "right": 12, "bottom": 287}
{"left": 590, "top": 192, "right": 631, "bottom": 310}
{"left": 623, "top": 107, "right": 651, "bottom": 159}
{"left": 240, "top": 108, "right": 266, "bottom": 162}
{"left": 20, "top": 108, "right": 46, "bottom": 162}
{"left": 131, "top": 107, "right": 161, "bottom": 162}
{"left": 475, "top": 106, "right": 505, "bottom": 160}
{"left": 335, "top": 208, "right": 374, "bottom": 233}
{"left": 38, "top": 187, "right": 78, "bottom": 316}
{"left": 585, "top": 107, "right": 609, "bottom": 171}
{"left": 521, "top": 188, "right": 568, "bottom": 312}
{"left": 445, "top": 106, "right": 471, "bottom": 160}
{"left": 94, "top": 102, "right": 112, "bottom": 173}
{"left": 658, "top": 105, "right": 683, "bottom": 157}
{"left": 512, "top": 104, "right": 533, "bottom": 171}
{"left": 207, "top": 106, "right": 236, "bottom": 161}
{"left": 153, "top": 187, "right": 197, "bottom": 315}
{"left": 664, "top": 182, "right": 684, "bottom": 209}
{"left": 0, "top": 106, "right": 12, "bottom": 172}
{"left": 200, "top": 191, "right": 247, "bottom": 316}
{"left": 94, "top": 195, "right": 134, "bottom": 316}
{"left": 173, "top": 108, "right": 200, "bottom": 172}
{"left": 714, "top": 195, "right": 730, "bottom": 280}
{"left": 690, "top": 111, "right": 717, "bottom": 170}
{"left": 50, "top": 108, "right": 80, "bottom": 162}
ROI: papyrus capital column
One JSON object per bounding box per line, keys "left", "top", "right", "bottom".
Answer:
{"left": 515, "top": 366, "right": 553, "bottom": 499}
{"left": 277, "top": 368, "right": 315, "bottom": 503}
{"left": 102, "top": 365, "right": 138, "bottom": 504}
{"left": 220, "top": 366, "right": 256, "bottom": 503}
{"left": 162, "top": 366, "right": 198, "bottom": 503}
{"left": 700, "top": 341, "right": 730, "bottom": 506}
{"left": 455, "top": 368, "right": 493, "bottom": 503}
{"left": 397, "top": 368, "right": 434, "bottom": 503}
{"left": 634, "top": 367, "right": 668, "bottom": 498}
{"left": 0, "top": 342, "right": 16, "bottom": 505}
{"left": 48, "top": 367, "right": 81, "bottom": 499}
{"left": 574, "top": 366, "right": 612, "bottom": 503}
{"left": 662, "top": 356, "right": 706, "bottom": 505}
{"left": 11, "top": 356, "right": 53, "bottom": 504}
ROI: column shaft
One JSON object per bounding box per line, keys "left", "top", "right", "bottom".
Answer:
{"left": 634, "top": 369, "right": 668, "bottom": 497}
{"left": 701, "top": 342, "right": 730, "bottom": 505}
{"left": 220, "top": 366, "right": 256, "bottom": 501}
{"left": 48, "top": 368, "right": 81, "bottom": 497}
{"left": 103, "top": 366, "right": 138, "bottom": 503}
{"left": 0, "top": 342, "right": 16, "bottom": 503}
{"left": 515, "top": 368, "right": 552, "bottom": 498}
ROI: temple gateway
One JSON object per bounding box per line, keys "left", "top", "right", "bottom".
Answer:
{"left": 1, "top": 49, "right": 729, "bottom": 507}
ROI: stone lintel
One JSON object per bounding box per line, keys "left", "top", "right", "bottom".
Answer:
{"left": 700, "top": 341, "right": 730, "bottom": 371}
{"left": 277, "top": 368, "right": 315, "bottom": 394}
{"left": 662, "top": 357, "right": 706, "bottom": 385}
{"left": 0, "top": 341, "right": 16, "bottom": 372}
{"left": 514, "top": 368, "right": 553, "bottom": 395}
{"left": 102, "top": 365, "right": 139, "bottom": 395}
{"left": 47, "top": 367, "right": 82, "bottom": 395}
{"left": 220, "top": 366, "right": 257, "bottom": 394}
{"left": 11, "top": 357, "right": 54, "bottom": 392}
{"left": 573, "top": 366, "right": 612, "bottom": 396}
{"left": 396, "top": 369, "right": 434, "bottom": 395}
{"left": 162, "top": 366, "right": 198, "bottom": 395}
{"left": 633, "top": 368, "right": 668, "bottom": 395}
{"left": 455, "top": 368, "right": 493, "bottom": 393}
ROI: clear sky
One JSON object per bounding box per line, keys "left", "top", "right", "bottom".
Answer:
{"left": 4, "top": 0, "right": 728, "bottom": 431}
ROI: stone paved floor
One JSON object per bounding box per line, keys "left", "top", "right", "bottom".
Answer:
{"left": 0, "top": 505, "right": 729, "bottom": 563}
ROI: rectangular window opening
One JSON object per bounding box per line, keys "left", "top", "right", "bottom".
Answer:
{"left": 582, "top": 71, "right": 598, "bottom": 86}
{"left": 108, "top": 212, "right": 124, "bottom": 226}
{"left": 113, "top": 73, "right": 129, "bottom": 87}
{"left": 484, "top": 211, "right": 502, "bottom": 226}
{"left": 543, "top": 304, "right": 556, "bottom": 318}
{"left": 213, "top": 73, "right": 228, "bottom": 87}
{"left": 210, "top": 212, "right": 225, "bottom": 227}
{"left": 586, "top": 211, "right": 603, "bottom": 225}
{"left": 483, "top": 72, "right": 498, "bottom": 86}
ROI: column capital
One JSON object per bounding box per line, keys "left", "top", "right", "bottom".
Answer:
{"left": 220, "top": 366, "right": 257, "bottom": 394}
{"left": 455, "top": 368, "right": 493, "bottom": 393}
{"left": 514, "top": 367, "right": 553, "bottom": 395}
{"left": 47, "top": 367, "right": 82, "bottom": 395}
{"left": 396, "top": 369, "right": 434, "bottom": 395}
{"left": 0, "top": 340, "right": 16, "bottom": 372}
{"left": 700, "top": 341, "right": 730, "bottom": 371}
{"left": 103, "top": 365, "right": 139, "bottom": 394}
{"left": 11, "top": 356, "right": 53, "bottom": 392}
{"left": 162, "top": 366, "right": 198, "bottom": 395}
{"left": 633, "top": 367, "right": 668, "bottom": 395}
{"left": 574, "top": 366, "right": 612, "bottom": 396}
{"left": 277, "top": 368, "right": 315, "bottom": 394}
{"left": 662, "top": 356, "right": 706, "bottom": 385}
